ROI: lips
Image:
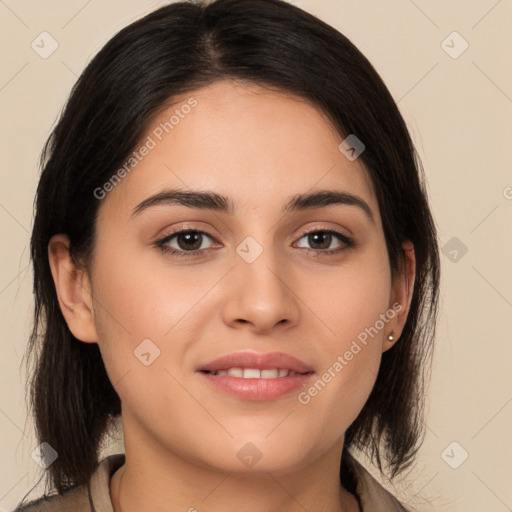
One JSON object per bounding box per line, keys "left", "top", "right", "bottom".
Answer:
{"left": 198, "top": 351, "right": 314, "bottom": 374}
{"left": 197, "top": 351, "right": 315, "bottom": 401}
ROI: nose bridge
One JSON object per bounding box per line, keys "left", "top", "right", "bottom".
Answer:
{"left": 223, "top": 233, "right": 299, "bottom": 332}
{"left": 236, "top": 232, "right": 285, "bottom": 297}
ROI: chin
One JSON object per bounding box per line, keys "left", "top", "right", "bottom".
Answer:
{"left": 195, "top": 433, "right": 313, "bottom": 475}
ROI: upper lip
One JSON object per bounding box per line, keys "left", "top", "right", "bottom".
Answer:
{"left": 198, "top": 351, "right": 314, "bottom": 374}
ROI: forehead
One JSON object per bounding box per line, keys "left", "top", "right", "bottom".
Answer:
{"left": 98, "top": 79, "right": 379, "bottom": 222}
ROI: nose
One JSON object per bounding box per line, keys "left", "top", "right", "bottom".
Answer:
{"left": 221, "top": 245, "right": 301, "bottom": 334}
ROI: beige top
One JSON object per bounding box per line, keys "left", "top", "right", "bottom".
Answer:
{"left": 14, "top": 453, "right": 409, "bottom": 512}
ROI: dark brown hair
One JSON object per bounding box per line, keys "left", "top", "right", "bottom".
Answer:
{"left": 19, "top": 0, "right": 439, "bottom": 506}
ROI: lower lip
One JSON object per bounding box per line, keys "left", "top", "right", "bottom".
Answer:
{"left": 199, "top": 372, "right": 315, "bottom": 401}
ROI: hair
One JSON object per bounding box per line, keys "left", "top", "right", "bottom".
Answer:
{"left": 19, "top": 0, "right": 440, "bottom": 505}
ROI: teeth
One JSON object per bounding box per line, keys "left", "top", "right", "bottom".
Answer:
{"left": 209, "top": 368, "right": 301, "bottom": 378}
{"left": 227, "top": 368, "right": 243, "bottom": 377}
{"left": 243, "top": 368, "right": 261, "bottom": 379}
{"left": 261, "top": 369, "right": 279, "bottom": 378}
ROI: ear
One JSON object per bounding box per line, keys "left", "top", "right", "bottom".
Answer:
{"left": 48, "top": 234, "right": 98, "bottom": 343}
{"left": 382, "top": 240, "right": 416, "bottom": 352}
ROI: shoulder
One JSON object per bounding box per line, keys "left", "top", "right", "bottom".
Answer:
{"left": 12, "top": 453, "right": 125, "bottom": 512}
{"left": 12, "top": 484, "right": 90, "bottom": 512}
{"left": 347, "top": 454, "right": 410, "bottom": 512}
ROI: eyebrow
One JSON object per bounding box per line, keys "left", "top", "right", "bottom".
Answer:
{"left": 131, "top": 188, "right": 375, "bottom": 224}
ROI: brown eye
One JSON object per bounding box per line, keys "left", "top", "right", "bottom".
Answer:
{"left": 174, "top": 231, "right": 204, "bottom": 251}
{"left": 306, "top": 232, "right": 333, "bottom": 250}
{"left": 295, "top": 230, "right": 353, "bottom": 254}
{"left": 156, "top": 229, "right": 216, "bottom": 256}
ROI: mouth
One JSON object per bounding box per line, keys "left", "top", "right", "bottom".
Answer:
{"left": 201, "top": 368, "right": 307, "bottom": 378}
{"left": 197, "top": 351, "right": 315, "bottom": 401}
{"left": 198, "top": 350, "right": 314, "bottom": 374}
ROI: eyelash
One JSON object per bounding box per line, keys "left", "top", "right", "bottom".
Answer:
{"left": 154, "top": 228, "right": 355, "bottom": 258}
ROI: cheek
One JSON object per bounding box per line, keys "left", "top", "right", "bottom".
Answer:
{"left": 90, "top": 242, "right": 212, "bottom": 341}
{"left": 308, "top": 249, "right": 392, "bottom": 349}
{"left": 88, "top": 251, "right": 202, "bottom": 435}
{"left": 295, "top": 252, "right": 392, "bottom": 430}
{"left": 88, "top": 241, "right": 231, "bottom": 396}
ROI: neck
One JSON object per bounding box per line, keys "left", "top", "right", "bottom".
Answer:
{"left": 110, "top": 412, "right": 360, "bottom": 512}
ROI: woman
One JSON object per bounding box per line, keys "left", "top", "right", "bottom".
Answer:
{"left": 15, "top": 0, "right": 440, "bottom": 510}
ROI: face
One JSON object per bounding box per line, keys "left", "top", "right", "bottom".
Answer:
{"left": 50, "top": 80, "right": 414, "bottom": 476}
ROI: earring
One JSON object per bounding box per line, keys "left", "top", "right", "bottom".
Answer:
{"left": 387, "top": 334, "right": 395, "bottom": 342}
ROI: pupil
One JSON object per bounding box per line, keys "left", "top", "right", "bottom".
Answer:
{"left": 178, "top": 232, "right": 202, "bottom": 251}
{"left": 309, "top": 232, "right": 330, "bottom": 250}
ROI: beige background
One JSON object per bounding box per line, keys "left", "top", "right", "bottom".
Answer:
{"left": 1, "top": 0, "right": 511, "bottom": 510}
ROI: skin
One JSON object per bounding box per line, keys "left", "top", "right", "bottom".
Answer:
{"left": 48, "top": 80, "right": 415, "bottom": 512}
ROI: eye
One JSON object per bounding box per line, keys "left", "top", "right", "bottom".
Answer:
{"left": 155, "top": 229, "right": 217, "bottom": 257}
{"left": 294, "top": 229, "right": 354, "bottom": 255}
